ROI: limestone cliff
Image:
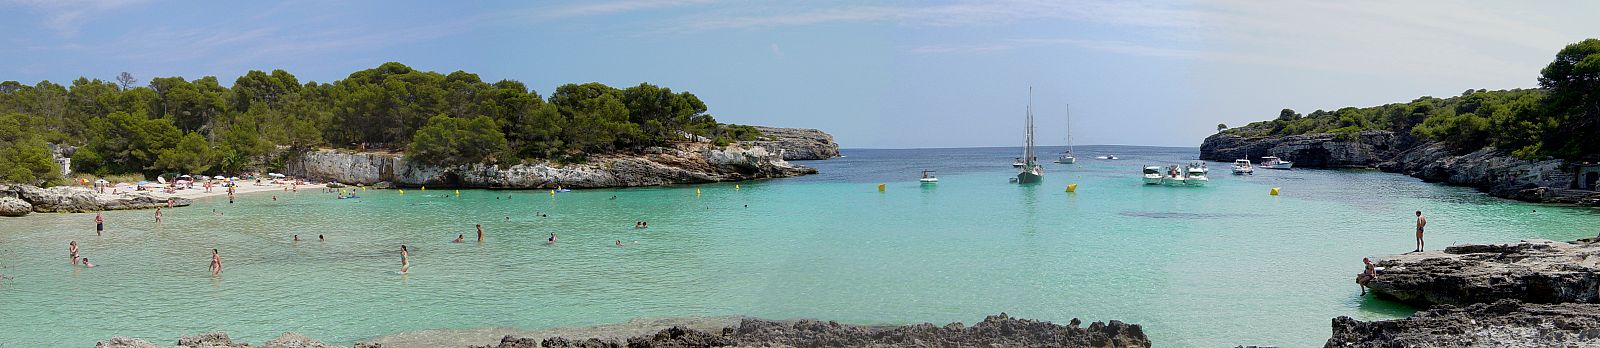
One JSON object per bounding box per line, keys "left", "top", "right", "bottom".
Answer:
{"left": 0, "top": 184, "right": 192, "bottom": 215}
{"left": 740, "top": 126, "right": 840, "bottom": 160}
{"left": 284, "top": 142, "right": 817, "bottom": 189}
{"left": 1199, "top": 130, "right": 1409, "bottom": 168}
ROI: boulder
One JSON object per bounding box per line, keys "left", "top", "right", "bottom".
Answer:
{"left": 262, "top": 332, "right": 346, "bottom": 348}
{"left": 95, "top": 337, "right": 159, "bottom": 348}
{"left": 0, "top": 196, "right": 30, "bottom": 217}
{"left": 493, "top": 313, "right": 1149, "bottom": 348}
{"left": 1366, "top": 239, "right": 1600, "bottom": 306}
{"left": 175, "top": 332, "right": 241, "bottom": 348}
{"left": 1325, "top": 300, "right": 1600, "bottom": 347}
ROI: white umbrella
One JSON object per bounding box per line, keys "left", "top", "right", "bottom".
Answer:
{"left": 268, "top": 173, "right": 286, "bottom": 178}
{"left": 213, "top": 176, "right": 226, "bottom": 180}
{"left": 94, "top": 179, "right": 109, "bottom": 184}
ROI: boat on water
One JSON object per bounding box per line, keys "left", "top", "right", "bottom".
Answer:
{"left": 1097, "top": 155, "right": 1118, "bottom": 160}
{"left": 1055, "top": 104, "right": 1076, "bottom": 164}
{"left": 1012, "top": 158, "right": 1025, "bottom": 168}
{"left": 1015, "top": 88, "right": 1043, "bottom": 184}
{"left": 1260, "top": 156, "right": 1294, "bottom": 170}
{"left": 1142, "top": 166, "right": 1164, "bottom": 185}
{"left": 920, "top": 170, "right": 939, "bottom": 184}
{"left": 1183, "top": 161, "right": 1209, "bottom": 186}
{"left": 1232, "top": 159, "right": 1254, "bottom": 175}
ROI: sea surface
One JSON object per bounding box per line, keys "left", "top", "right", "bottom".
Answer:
{"left": 2, "top": 145, "right": 1597, "bottom": 347}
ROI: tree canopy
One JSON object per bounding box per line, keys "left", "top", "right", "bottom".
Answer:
{"left": 0, "top": 62, "right": 763, "bottom": 183}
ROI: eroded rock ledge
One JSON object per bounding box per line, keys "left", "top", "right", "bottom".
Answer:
{"left": 0, "top": 184, "right": 191, "bottom": 216}
{"left": 1324, "top": 300, "right": 1600, "bottom": 348}
{"left": 1366, "top": 239, "right": 1600, "bottom": 306}
{"left": 285, "top": 142, "right": 817, "bottom": 189}
{"left": 474, "top": 314, "right": 1149, "bottom": 348}
{"left": 96, "top": 332, "right": 380, "bottom": 348}
{"left": 740, "top": 126, "right": 841, "bottom": 160}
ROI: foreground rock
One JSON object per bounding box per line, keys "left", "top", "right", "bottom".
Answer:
{"left": 286, "top": 142, "right": 816, "bottom": 189}
{"left": 0, "top": 196, "right": 31, "bottom": 216}
{"left": 1325, "top": 300, "right": 1600, "bottom": 347}
{"left": 0, "top": 184, "right": 191, "bottom": 214}
{"left": 741, "top": 126, "right": 841, "bottom": 160}
{"left": 95, "top": 332, "right": 378, "bottom": 348}
{"left": 1366, "top": 239, "right": 1600, "bottom": 306}
{"left": 475, "top": 313, "right": 1149, "bottom": 348}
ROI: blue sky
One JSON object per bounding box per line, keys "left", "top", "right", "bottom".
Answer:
{"left": 3, "top": 0, "right": 1597, "bottom": 148}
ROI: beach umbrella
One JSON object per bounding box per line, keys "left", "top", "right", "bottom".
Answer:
{"left": 94, "top": 179, "right": 109, "bottom": 184}
{"left": 136, "top": 181, "right": 150, "bottom": 185}
{"left": 268, "top": 173, "right": 285, "bottom": 178}
{"left": 214, "top": 176, "right": 226, "bottom": 180}
{"left": 228, "top": 177, "right": 238, "bottom": 181}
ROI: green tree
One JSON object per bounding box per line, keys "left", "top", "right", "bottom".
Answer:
{"left": 1216, "top": 123, "right": 1227, "bottom": 132}
{"left": 1537, "top": 38, "right": 1600, "bottom": 157}
{"left": 153, "top": 132, "right": 214, "bottom": 174}
{"left": 407, "top": 115, "right": 508, "bottom": 166}
{"left": 0, "top": 112, "right": 62, "bottom": 185}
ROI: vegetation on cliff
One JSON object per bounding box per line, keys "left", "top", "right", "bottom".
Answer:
{"left": 0, "top": 62, "right": 763, "bottom": 185}
{"left": 1220, "top": 39, "right": 1600, "bottom": 159}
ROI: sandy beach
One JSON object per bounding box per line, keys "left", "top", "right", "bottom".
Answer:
{"left": 104, "top": 181, "right": 329, "bottom": 202}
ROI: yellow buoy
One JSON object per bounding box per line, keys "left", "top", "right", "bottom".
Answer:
{"left": 877, "top": 183, "right": 886, "bottom": 192}
{"left": 735, "top": 184, "right": 740, "bottom": 191}
{"left": 696, "top": 188, "right": 702, "bottom": 196}
{"left": 549, "top": 190, "right": 555, "bottom": 196}
{"left": 1270, "top": 187, "right": 1281, "bottom": 196}
{"left": 421, "top": 186, "right": 426, "bottom": 191}
{"left": 454, "top": 190, "right": 460, "bottom": 197}
{"left": 362, "top": 187, "right": 367, "bottom": 191}
{"left": 1066, "top": 184, "right": 1078, "bottom": 192}
{"left": 399, "top": 189, "right": 405, "bottom": 195}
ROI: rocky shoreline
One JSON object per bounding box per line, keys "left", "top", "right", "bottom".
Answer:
{"left": 0, "top": 184, "right": 192, "bottom": 217}
{"left": 1325, "top": 238, "right": 1600, "bottom": 346}
{"left": 1200, "top": 131, "right": 1600, "bottom": 206}
{"left": 94, "top": 314, "right": 1147, "bottom": 348}
{"left": 285, "top": 128, "right": 837, "bottom": 189}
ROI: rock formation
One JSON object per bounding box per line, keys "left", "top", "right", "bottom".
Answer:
{"left": 1324, "top": 300, "right": 1600, "bottom": 348}
{"left": 1200, "top": 130, "right": 1408, "bottom": 168}
{"left": 95, "top": 332, "right": 378, "bottom": 348}
{"left": 740, "top": 126, "right": 841, "bottom": 160}
{"left": 1364, "top": 239, "right": 1600, "bottom": 306}
{"left": 0, "top": 196, "right": 31, "bottom": 217}
{"left": 475, "top": 313, "right": 1149, "bottom": 348}
{"left": 285, "top": 142, "right": 817, "bottom": 189}
{"left": 0, "top": 184, "right": 191, "bottom": 215}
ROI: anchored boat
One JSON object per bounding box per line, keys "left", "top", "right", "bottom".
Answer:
{"left": 1016, "top": 88, "right": 1043, "bottom": 184}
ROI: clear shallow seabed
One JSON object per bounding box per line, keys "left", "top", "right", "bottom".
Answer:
{"left": 2, "top": 146, "right": 1597, "bottom": 347}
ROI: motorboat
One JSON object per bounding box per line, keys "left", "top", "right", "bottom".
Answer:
{"left": 1142, "top": 166, "right": 1164, "bottom": 185}
{"left": 1012, "top": 158, "right": 1025, "bottom": 168}
{"left": 1183, "top": 163, "right": 1209, "bottom": 186}
{"left": 920, "top": 170, "right": 938, "bottom": 184}
{"left": 1260, "top": 156, "right": 1294, "bottom": 170}
{"left": 1232, "top": 159, "right": 1254, "bottom": 175}
{"left": 1097, "top": 155, "right": 1118, "bottom": 160}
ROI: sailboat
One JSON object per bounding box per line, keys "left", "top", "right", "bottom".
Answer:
{"left": 1055, "top": 104, "right": 1076, "bottom": 164}
{"left": 1017, "top": 88, "right": 1043, "bottom": 184}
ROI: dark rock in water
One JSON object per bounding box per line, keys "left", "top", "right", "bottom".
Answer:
{"left": 482, "top": 313, "right": 1149, "bottom": 348}
{"left": 1324, "top": 300, "right": 1600, "bottom": 347}
{"left": 175, "top": 332, "right": 240, "bottom": 347}
{"left": 1366, "top": 239, "right": 1600, "bottom": 306}
{"left": 95, "top": 337, "right": 159, "bottom": 348}
{"left": 0, "top": 184, "right": 192, "bottom": 214}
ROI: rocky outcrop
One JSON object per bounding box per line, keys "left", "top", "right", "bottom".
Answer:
{"left": 1365, "top": 239, "right": 1600, "bottom": 306}
{"left": 285, "top": 142, "right": 817, "bottom": 189}
{"left": 1199, "top": 130, "right": 1408, "bottom": 167}
{"left": 476, "top": 313, "right": 1149, "bottom": 348}
{"left": 95, "top": 332, "right": 377, "bottom": 348}
{"left": 741, "top": 126, "right": 841, "bottom": 160}
{"left": 1324, "top": 300, "right": 1600, "bottom": 347}
{"left": 0, "top": 196, "right": 31, "bottom": 216}
{"left": 0, "top": 184, "right": 191, "bottom": 214}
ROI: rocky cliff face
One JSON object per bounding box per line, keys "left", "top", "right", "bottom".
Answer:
{"left": 1201, "top": 131, "right": 1600, "bottom": 205}
{"left": 1199, "top": 130, "right": 1408, "bottom": 167}
{"left": 285, "top": 142, "right": 817, "bottom": 189}
{"left": 0, "top": 184, "right": 192, "bottom": 216}
{"left": 1365, "top": 239, "right": 1600, "bottom": 306}
{"left": 1324, "top": 300, "right": 1600, "bottom": 348}
{"left": 741, "top": 126, "right": 841, "bottom": 160}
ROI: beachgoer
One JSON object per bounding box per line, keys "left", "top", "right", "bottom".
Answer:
{"left": 453, "top": 234, "right": 464, "bottom": 243}
{"left": 95, "top": 212, "right": 104, "bottom": 236}
{"left": 547, "top": 232, "right": 556, "bottom": 245}
{"left": 615, "top": 240, "right": 623, "bottom": 247}
{"left": 400, "top": 245, "right": 410, "bottom": 273}
{"left": 210, "top": 249, "right": 222, "bottom": 276}
{"left": 155, "top": 207, "right": 162, "bottom": 223}
{"left": 69, "top": 241, "right": 79, "bottom": 265}
{"left": 293, "top": 234, "right": 301, "bottom": 241}
{"left": 272, "top": 196, "right": 277, "bottom": 201}
{"left": 167, "top": 198, "right": 175, "bottom": 207}
{"left": 1414, "top": 211, "right": 1427, "bottom": 252}
{"left": 476, "top": 224, "right": 484, "bottom": 242}
{"left": 318, "top": 234, "right": 325, "bottom": 241}
{"left": 1356, "top": 257, "right": 1378, "bottom": 295}
{"left": 641, "top": 221, "right": 648, "bottom": 228}
{"left": 81, "top": 257, "right": 94, "bottom": 268}
{"left": 610, "top": 195, "right": 618, "bottom": 200}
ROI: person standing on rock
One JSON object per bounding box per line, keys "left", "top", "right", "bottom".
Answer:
{"left": 1414, "top": 211, "right": 1427, "bottom": 252}
{"left": 209, "top": 249, "right": 222, "bottom": 276}
{"left": 94, "top": 212, "right": 104, "bottom": 236}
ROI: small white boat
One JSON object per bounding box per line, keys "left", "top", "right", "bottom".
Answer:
{"left": 1142, "top": 166, "right": 1164, "bottom": 185}
{"left": 1098, "top": 155, "right": 1119, "bottom": 160}
{"left": 1232, "top": 159, "right": 1254, "bottom": 175}
{"left": 1012, "top": 158, "right": 1025, "bottom": 168}
{"left": 1055, "top": 154, "right": 1076, "bottom": 164}
{"left": 919, "top": 170, "right": 938, "bottom": 184}
{"left": 1055, "top": 104, "right": 1076, "bottom": 164}
{"left": 1183, "top": 163, "right": 1209, "bottom": 186}
{"left": 1260, "top": 156, "right": 1294, "bottom": 170}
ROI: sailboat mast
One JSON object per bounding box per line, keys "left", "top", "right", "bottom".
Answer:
{"left": 1066, "top": 104, "right": 1073, "bottom": 154}
{"left": 1025, "top": 87, "right": 1035, "bottom": 164}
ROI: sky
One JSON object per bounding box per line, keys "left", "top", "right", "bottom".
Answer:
{"left": 2, "top": 0, "right": 1597, "bottom": 148}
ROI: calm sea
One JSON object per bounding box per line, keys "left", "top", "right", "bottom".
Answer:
{"left": 1, "top": 145, "right": 1595, "bottom": 347}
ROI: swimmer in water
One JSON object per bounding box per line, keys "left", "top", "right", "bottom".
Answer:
{"left": 453, "top": 234, "right": 464, "bottom": 243}
{"left": 155, "top": 207, "right": 162, "bottom": 223}
{"left": 547, "top": 232, "right": 557, "bottom": 245}
{"left": 69, "top": 241, "right": 79, "bottom": 265}
{"left": 293, "top": 234, "right": 301, "bottom": 242}
{"left": 615, "top": 240, "right": 623, "bottom": 247}
{"left": 272, "top": 196, "right": 277, "bottom": 201}
{"left": 209, "top": 249, "right": 222, "bottom": 276}
{"left": 94, "top": 212, "right": 104, "bottom": 236}
{"left": 476, "top": 224, "right": 484, "bottom": 242}
{"left": 81, "top": 257, "right": 94, "bottom": 268}
{"left": 319, "top": 234, "right": 325, "bottom": 241}
{"left": 400, "top": 245, "right": 410, "bottom": 273}
{"left": 610, "top": 195, "right": 618, "bottom": 200}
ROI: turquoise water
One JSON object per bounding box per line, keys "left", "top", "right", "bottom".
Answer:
{"left": 2, "top": 146, "right": 1597, "bottom": 347}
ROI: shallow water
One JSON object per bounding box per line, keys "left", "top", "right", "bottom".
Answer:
{"left": 1, "top": 146, "right": 1596, "bottom": 347}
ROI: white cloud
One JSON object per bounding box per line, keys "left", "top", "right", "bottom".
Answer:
{"left": 1, "top": 0, "right": 149, "bottom": 36}
{"left": 686, "top": 0, "right": 1200, "bottom": 31}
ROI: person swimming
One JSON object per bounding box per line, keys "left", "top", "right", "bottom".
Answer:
{"left": 615, "top": 240, "right": 623, "bottom": 247}
{"left": 293, "top": 234, "right": 301, "bottom": 241}
{"left": 453, "top": 234, "right": 464, "bottom": 243}
{"left": 81, "top": 257, "right": 94, "bottom": 268}
{"left": 547, "top": 232, "right": 557, "bottom": 245}
{"left": 318, "top": 234, "right": 325, "bottom": 242}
